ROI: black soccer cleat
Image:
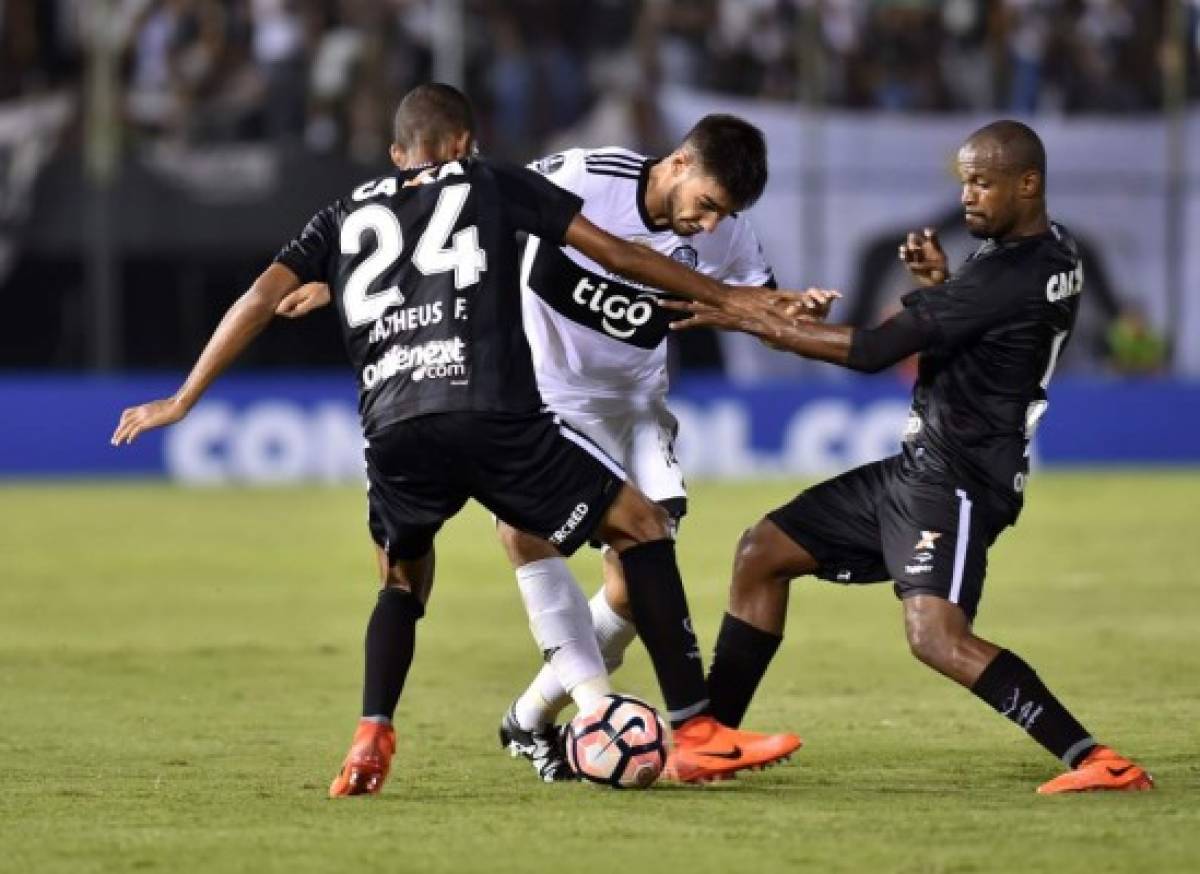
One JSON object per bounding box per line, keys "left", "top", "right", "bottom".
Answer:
{"left": 498, "top": 704, "right": 576, "bottom": 783}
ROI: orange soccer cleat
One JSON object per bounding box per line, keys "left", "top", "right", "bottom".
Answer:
{"left": 661, "top": 715, "right": 801, "bottom": 784}
{"left": 1036, "top": 745, "right": 1154, "bottom": 795}
{"left": 329, "top": 719, "right": 396, "bottom": 798}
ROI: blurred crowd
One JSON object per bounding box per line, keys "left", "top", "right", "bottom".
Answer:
{"left": 2, "top": 0, "right": 1197, "bottom": 162}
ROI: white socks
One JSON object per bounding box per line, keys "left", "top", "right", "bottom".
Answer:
{"left": 515, "top": 558, "right": 611, "bottom": 726}
{"left": 514, "top": 585, "right": 636, "bottom": 729}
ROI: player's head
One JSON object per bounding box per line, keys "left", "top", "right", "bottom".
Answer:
{"left": 390, "top": 83, "right": 477, "bottom": 167}
{"left": 660, "top": 114, "right": 768, "bottom": 236}
{"left": 956, "top": 120, "right": 1047, "bottom": 239}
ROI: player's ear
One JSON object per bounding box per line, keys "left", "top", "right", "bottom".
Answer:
{"left": 1019, "top": 169, "right": 1042, "bottom": 199}
{"left": 669, "top": 148, "right": 693, "bottom": 178}
{"left": 451, "top": 129, "right": 473, "bottom": 159}
{"left": 389, "top": 143, "right": 405, "bottom": 168}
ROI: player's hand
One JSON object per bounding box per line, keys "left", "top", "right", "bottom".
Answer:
{"left": 275, "top": 283, "right": 332, "bottom": 318}
{"left": 663, "top": 286, "right": 839, "bottom": 332}
{"left": 111, "top": 397, "right": 188, "bottom": 446}
{"left": 765, "top": 287, "right": 841, "bottom": 322}
{"left": 898, "top": 228, "right": 948, "bottom": 286}
{"left": 662, "top": 297, "right": 749, "bottom": 333}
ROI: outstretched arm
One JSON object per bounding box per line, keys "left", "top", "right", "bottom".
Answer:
{"left": 562, "top": 214, "right": 731, "bottom": 305}
{"left": 112, "top": 263, "right": 302, "bottom": 445}
{"left": 665, "top": 293, "right": 932, "bottom": 374}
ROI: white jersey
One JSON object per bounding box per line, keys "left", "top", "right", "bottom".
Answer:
{"left": 521, "top": 147, "right": 775, "bottom": 406}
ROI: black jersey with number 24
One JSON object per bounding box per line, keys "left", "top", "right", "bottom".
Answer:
{"left": 900, "top": 222, "right": 1083, "bottom": 518}
{"left": 274, "top": 157, "right": 583, "bottom": 437}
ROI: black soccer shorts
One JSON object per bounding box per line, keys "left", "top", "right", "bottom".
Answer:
{"left": 767, "top": 455, "right": 1010, "bottom": 620}
{"left": 366, "top": 410, "right": 626, "bottom": 563}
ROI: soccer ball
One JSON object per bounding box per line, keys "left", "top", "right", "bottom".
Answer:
{"left": 565, "top": 694, "right": 667, "bottom": 789}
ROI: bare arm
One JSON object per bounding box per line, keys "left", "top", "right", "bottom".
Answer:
{"left": 668, "top": 293, "right": 857, "bottom": 365}
{"left": 112, "top": 262, "right": 302, "bottom": 445}
{"left": 665, "top": 292, "right": 932, "bottom": 373}
{"left": 562, "top": 214, "right": 729, "bottom": 305}
{"left": 276, "top": 282, "right": 332, "bottom": 318}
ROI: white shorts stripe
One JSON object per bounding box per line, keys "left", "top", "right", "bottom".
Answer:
{"left": 555, "top": 417, "right": 627, "bottom": 482}
{"left": 949, "top": 488, "right": 973, "bottom": 604}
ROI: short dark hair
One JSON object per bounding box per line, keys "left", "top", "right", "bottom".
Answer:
{"left": 965, "top": 119, "right": 1047, "bottom": 181}
{"left": 392, "top": 82, "right": 476, "bottom": 151}
{"left": 681, "top": 114, "right": 768, "bottom": 210}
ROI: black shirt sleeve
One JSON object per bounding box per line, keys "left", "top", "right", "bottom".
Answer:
{"left": 487, "top": 160, "right": 584, "bottom": 245}
{"left": 900, "top": 256, "right": 1023, "bottom": 352}
{"left": 274, "top": 204, "right": 339, "bottom": 284}
{"left": 846, "top": 307, "right": 934, "bottom": 373}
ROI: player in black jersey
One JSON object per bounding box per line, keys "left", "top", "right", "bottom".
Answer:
{"left": 111, "top": 83, "right": 799, "bottom": 794}
{"left": 665, "top": 120, "right": 1153, "bottom": 794}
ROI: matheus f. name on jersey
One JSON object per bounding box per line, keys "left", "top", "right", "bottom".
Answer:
{"left": 274, "top": 157, "right": 582, "bottom": 436}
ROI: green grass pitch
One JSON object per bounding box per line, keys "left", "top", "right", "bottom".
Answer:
{"left": 2, "top": 472, "right": 1198, "bottom": 873}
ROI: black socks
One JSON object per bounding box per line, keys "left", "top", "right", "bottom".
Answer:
{"left": 707, "top": 612, "right": 783, "bottom": 728}
{"left": 619, "top": 539, "right": 709, "bottom": 727}
{"left": 362, "top": 587, "right": 425, "bottom": 721}
{"left": 971, "top": 649, "right": 1096, "bottom": 767}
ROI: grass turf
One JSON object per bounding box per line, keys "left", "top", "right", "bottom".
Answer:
{"left": 1, "top": 472, "right": 1197, "bottom": 873}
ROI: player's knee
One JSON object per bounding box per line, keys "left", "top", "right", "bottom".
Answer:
{"left": 382, "top": 556, "right": 433, "bottom": 603}
{"left": 733, "top": 519, "right": 795, "bottom": 582}
{"left": 621, "top": 496, "right": 672, "bottom": 544}
{"left": 496, "top": 520, "right": 559, "bottom": 565}
{"left": 905, "top": 620, "right": 967, "bottom": 674}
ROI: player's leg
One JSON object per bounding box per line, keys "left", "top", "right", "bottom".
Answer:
{"left": 705, "top": 517, "right": 815, "bottom": 727}
{"left": 330, "top": 541, "right": 436, "bottom": 797}
{"left": 330, "top": 419, "right": 462, "bottom": 797}
{"left": 492, "top": 524, "right": 613, "bottom": 781}
{"left": 594, "top": 545, "right": 639, "bottom": 670}
{"left": 472, "top": 410, "right": 798, "bottom": 781}
{"left": 498, "top": 523, "right": 626, "bottom": 719}
{"left": 706, "top": 459, "right": 897, "bottom": 728}
{"left": 592, "top": 485, "right": 802, "bottom": 782}
{"left": 502, "top": 402, "right": 681, "bottom": 735}
{"left": 888, "top": 486, "right": 1152, "bottom": 793}
{"left": 500, "top": 515, "right": 671, "bottom": 734}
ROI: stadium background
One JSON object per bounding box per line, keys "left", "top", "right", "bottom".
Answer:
{"left": 2, "top": 0, "right": 1198, "bottom": 478}
{"left": 2, "top": 3, "right": 1199, "bottom": 872}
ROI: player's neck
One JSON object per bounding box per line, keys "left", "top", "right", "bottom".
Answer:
{"left": 400, "top": 151, "right": 444, "bottom": 170}
{"left": 997, "top": 211, "right": 1050, "bottom": 242}
{"left": 392, "top": 139, "right": 470, "bottom": 171}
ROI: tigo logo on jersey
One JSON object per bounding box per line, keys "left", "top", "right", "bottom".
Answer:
{"left": 361, "top": 338, "right": 467, "bottom": 389}
{"left": 572, "top": 277, "right": 656, "bottom": 340}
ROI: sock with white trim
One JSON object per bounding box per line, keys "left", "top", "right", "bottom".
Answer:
{"left": 970, "top": 649, "right": 1096, "bottom": 767}
{"left": 619, "top": 539, "right": 709, "bottom": 727}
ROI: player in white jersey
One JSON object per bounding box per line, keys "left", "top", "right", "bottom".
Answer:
{"left": 495, "top": 116, "right": 783, "bottom": 781}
